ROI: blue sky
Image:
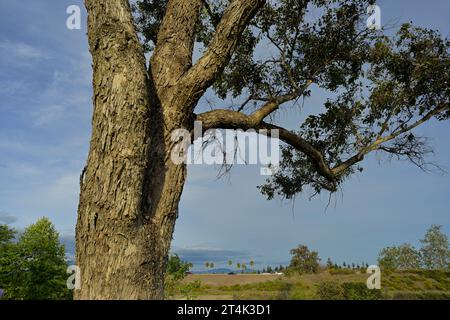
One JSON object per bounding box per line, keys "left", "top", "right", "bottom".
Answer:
{"left": 0, "top": 0, "right": 449, "bottom": 270}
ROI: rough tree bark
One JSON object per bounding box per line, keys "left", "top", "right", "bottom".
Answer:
{"left": 76, "top": 0, "right": 264, "bottom": 299}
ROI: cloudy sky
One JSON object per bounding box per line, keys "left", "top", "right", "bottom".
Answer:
{"left": 0, "top": 0, "right": 449, "bottom": 270}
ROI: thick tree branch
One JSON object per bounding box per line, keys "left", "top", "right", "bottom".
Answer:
{"left": 182, "top": 0, "right": 265, "bottom": 102}
{"left": 151, "top": 0, "right": 203, "bottom": 93}
{"left": 251, "top": 80, "right": 313, "bottom": 122}
{"left": 196, "top": 109, "right": 336, "bottom": 183}
{"left": 197, "top": 102, "right": 449, "bottom": 186}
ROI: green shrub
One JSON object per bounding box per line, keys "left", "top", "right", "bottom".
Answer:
{"left": 329, "top": 268, "right": 356, "bottom": 275}
{"left": 341, "top": 282, "right": 382, "bottom": 300}
{"left": 392, "top": 291, "right": 450, "bottom": 300}
{"left": 316, "top": 281, "right": 345, "bottom": 300}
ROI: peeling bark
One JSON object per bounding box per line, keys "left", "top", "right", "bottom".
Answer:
{"left": 76, "top": 0, "right": 264, "bottom": 299}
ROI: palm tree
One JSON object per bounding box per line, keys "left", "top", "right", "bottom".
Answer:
{"left": 249, "top": 260, "right": 255, "bottom": 270}
{"left": 205, "top": 262, "right": 209, "bottom": 269}
{"left": 228, "top": 260, "right": 233, "bottom": 267}
{"left": 236, "top": 263, "right": 241, "bottom": 270}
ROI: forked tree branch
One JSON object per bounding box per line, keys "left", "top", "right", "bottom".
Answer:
{"left": 182, "top": 0, "right": 265, "bottom": 104}
{"left": 151, "top": 0, "right": 204, "bottom": 92}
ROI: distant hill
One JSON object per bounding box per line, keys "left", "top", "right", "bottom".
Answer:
{"left": 194, "top": 268, "right": 234, "bottom": 274}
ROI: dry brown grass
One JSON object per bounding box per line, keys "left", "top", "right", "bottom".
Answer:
{"left": 182, "top": 274, "right": 283, "bottom": 286}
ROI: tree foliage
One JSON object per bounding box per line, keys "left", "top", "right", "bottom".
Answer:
{"left": 420, "top": 225, "right": 450, "bottom": 270}
{"left": 167, "top": 254, "right": 192, "bottom": 279}
{"left": 289, "top": 244, "right": 320, "bottom": 273}
{"left": 378, "top": 225, "right": 450, "bottom": 271}
{"left": 378, "top": 244, "right": 421, "bottom": 271}
{"left": 164, "top": 254, "right": 193, "bottom": 298}
{"left": 0, "top": 218, "right": 70, "bottom": 300}
{"left": 133, "top": 0, "right": 450, "bottom": 200}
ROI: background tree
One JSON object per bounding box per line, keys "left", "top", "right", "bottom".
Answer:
{"left": 164, "top": 254, "right": 192, "bottom": 298}
{"left": 378, "top": 226, "right": 449, "bottom": 270}
{"left": 167, "top": 254, "right": 191, "bottom": 278}
{"left": 377, "top": 244, "right": 420, "bottom": 271}
{"left": 289, "top": 244, "right": 320, "bottom": 274}
{"left": 0, "top": 225, "right": 15, "bottom": 245}
{"left": 228, "top": 260, "right": 233, "bottom": 268}
{"left": 0, "top": 224, "right": 17, "bottom": 299}
{"left": 326, "top": 258, "right": 334, "bottom": 270}
{"left": 0, "top": 218, "right": 69, "bottom": 300}
{"left": 76, "top": 0, "right": 450, "bottom": 298}
{"left": 420, "top": 225, "right": 450, "bottom": 270}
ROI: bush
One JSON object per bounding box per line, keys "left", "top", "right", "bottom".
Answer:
{"left": 316, "top": 281, "right": 381, "bottom": 300}
{"left": 391, "top": 291, "right": 450, "bottom": 300}
{"left": 0, "top": 219, "right": 70, "bottom": 300}
{"left": 329, "top": 268, "right": 356, "bottom": 275}
{"left": 316, "top": 281, "right": 345, "bottom": 300}
{"left": 164, "top": 254, "right": 192, "bottom": 298}
{"left": 341, "top": 282, "right": 382, "bottom": 300}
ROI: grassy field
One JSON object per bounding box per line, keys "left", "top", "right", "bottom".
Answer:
{"left": 171, "top": 270, "right": 450, "bottom": 300}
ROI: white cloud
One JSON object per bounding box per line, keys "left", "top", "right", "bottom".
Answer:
{"left": 32, "top": 104, "right": 65, "bottom": 126}
{"left": 0, "top": 40, "right": 44, "bottom": 60}
{"left": 0, "top": 211, "right": 18, "bottom": 224}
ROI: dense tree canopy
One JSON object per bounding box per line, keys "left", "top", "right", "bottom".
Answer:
{"left": 378, "top": 225, "right": 450, "bottom": 271}
{"left": 289, "top": 244, "right": 320, "bottom": 273}
{"left": 420, "top": 225, "right": 450, "bottom": 270}
{"left": 133, "top": 0, "right": 450, "bottom": 198}
{"left": 0, "top": 218, "right": 70, "bottom": 300}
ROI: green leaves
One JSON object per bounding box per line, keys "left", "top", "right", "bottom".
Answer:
{"left": 378, "top": 225, "right": 450, "bottom": 271}
{"left": 0, "top": 225, "right": 15, "bottom": 245}
{"left": 0, "top": 218, "right": 70, "bottom": 300}
{"left": 135, "top": 1, "right": 450, "bottom": 200}
{"left": 289, "top": 244, "right": 320, "bottom": 274}
{"left": 164, "top": 254, "right": 193, "bottom": 298}
{"left": 261, "top": 6, "right": 450, "bottom": 199}
{"left": 420, "top": 225, "right": 450, "bottom": 270}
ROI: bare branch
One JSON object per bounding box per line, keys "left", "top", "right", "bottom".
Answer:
{"left": 332, "top": 103, "right": 449, "bottom": 175}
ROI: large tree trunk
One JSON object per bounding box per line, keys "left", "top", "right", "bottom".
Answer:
{"left": 75, "top": 0, "right": 263, "bottom": 299}
{"left": 75, "top": 0, "right": 189, "bottom": 299}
